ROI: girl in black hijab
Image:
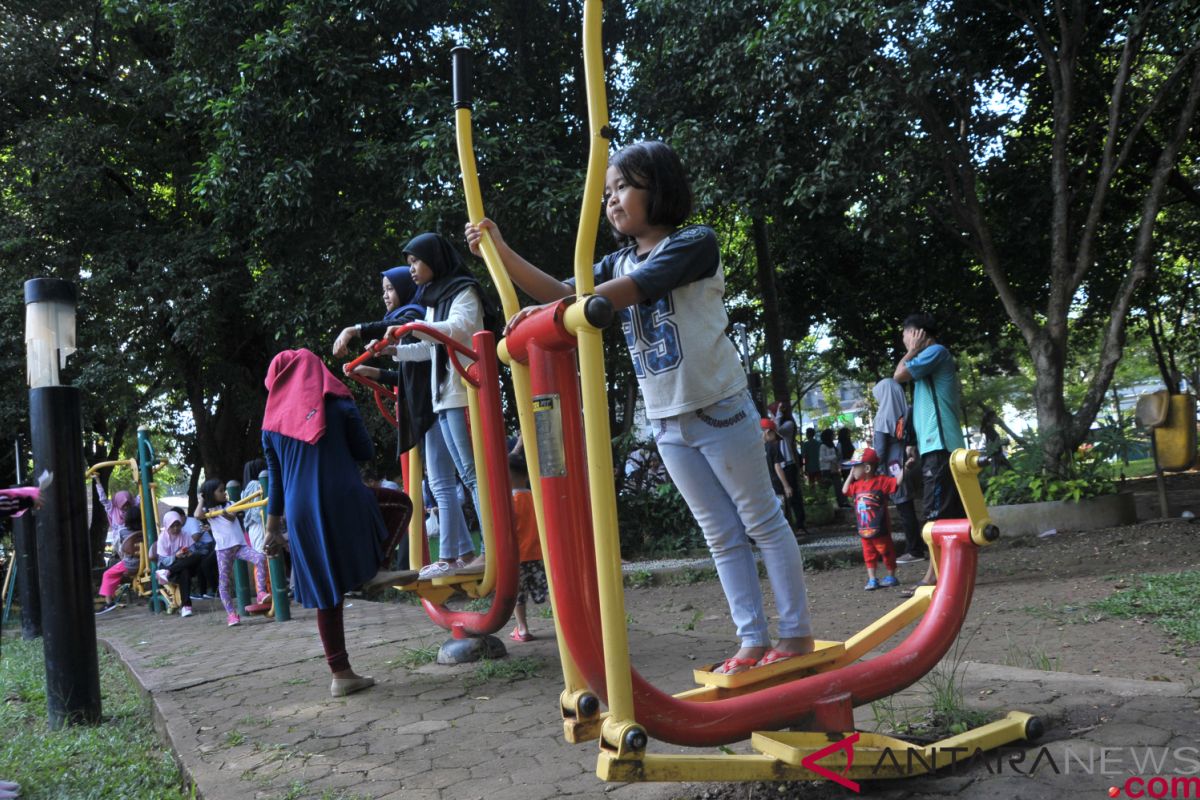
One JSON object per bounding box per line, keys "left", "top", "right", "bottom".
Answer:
{"left": 390, "top": 232, "right": 491, "bottom": 574}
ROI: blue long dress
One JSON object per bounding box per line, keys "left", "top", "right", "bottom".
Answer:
{"left": 263, "top": 396, "right": 386, "bottom": 609}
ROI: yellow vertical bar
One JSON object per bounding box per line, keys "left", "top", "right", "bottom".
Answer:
{"left": 576, "top": 0, "right": 636, "bottom": 723}
{"left": 455, "top": 89, "right": 587, "bottom": 692}
{"left": 406, "top": 444, "right": 425, "bottom": 568}
{"left": 464, "top": 385, "right": 495, "bottom": 594}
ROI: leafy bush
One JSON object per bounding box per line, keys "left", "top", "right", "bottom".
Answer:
{"left": 802, "top": 481, "right": 836, "bottom": 526}
{"left": 617, "top": 480, "right": 704, "bottom": 558}
{"left": 611, "top": 433, "right": 704, "bottom": 559}
{"left": 983, "top": 428, "right": 1116, "bottom": 505}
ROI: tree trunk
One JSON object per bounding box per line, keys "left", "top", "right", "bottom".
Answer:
{"left": 1029, "top": 333, "right": 1073, "bottom": 475}
{"left": 751, "top": 214, "right": 789, "bottom": 407}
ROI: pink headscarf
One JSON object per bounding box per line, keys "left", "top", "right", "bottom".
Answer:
{"left": 109, "top": 490, "right": 134, "bottom": 529}
{"left": 261, "top": 349, "right": 353, "bottom": 445}
{"left": 156, "top": 510, "right": 189, "bottom": 559}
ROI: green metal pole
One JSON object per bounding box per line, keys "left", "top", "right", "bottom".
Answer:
{"left": 226, "top": 479, "right": 253, "bottom": 612}
{"left": 137, "top": 427, "right": 163, "bottom": 613}
{"left": 262, "top": 470, "right": 290, "bottom": 621}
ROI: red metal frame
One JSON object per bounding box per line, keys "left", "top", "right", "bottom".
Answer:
{"left": 507, "top": 301, "right": 983, "bottom": 747}
{"left": 344, "top": 325, "right": 518, "bottom": 637}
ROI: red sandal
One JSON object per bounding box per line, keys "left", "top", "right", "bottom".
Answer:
{"left": 509, "top": 628, "right": 534, "bottom": 643}
{"left": 713, "top": 656, "right": 759, "bottom": 675}
{"left": 756, "top": 648, "right": 797, "bottom": 667}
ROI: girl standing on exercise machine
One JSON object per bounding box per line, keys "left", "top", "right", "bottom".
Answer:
{"left": 465, "top": 140, "right": 814, "bottom": 675}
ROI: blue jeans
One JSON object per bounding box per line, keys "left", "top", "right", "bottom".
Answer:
{"left": 438, "top": 406, "right": 483, "bottom": 555}
{"left": 424, "top": 419, "right": 472, "bottom": 561}
{"left": 655, "top": 391, "right": 812, "bottom": 648}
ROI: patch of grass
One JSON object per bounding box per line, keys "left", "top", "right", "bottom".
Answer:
{"left": 282, "top": 677, "right": 311, "bottom": 686}
{"left": 920, "top": 636, "right": 995, "bottom": 736}
{"left": 391, "top": 644, "right": 439, "bottom": 669}
{"left": 226, "top": 729, "right": 246, "bottom": 747}
{"left": 1002, "top": 632, "right": 1059, "bottom": 672}
{"left": 537, "top": 606, "right": 554, "bottom": 619}
{"left": 869, "top": 695, "right": 921, "bottom": 736}
{"left": 1118, "top": 458, "right": 1157, "bottom": 479}
{"left": 238, "top": 714, "right": 273, "bottom": 728}
{"left": 625, "top": 569, "right": 655, "bottom": 588}
{"left": 148, "top": 654, "right": 175, "bottom": 668}
{"left": 681, "top": 610, "right": 704, "bottom": 632}
{"left": 465, "top": 656, "right": 542, "bottom": 687}
{"left": 276, "top": 780, "right": 309, "bottom": 800}
{"left": 463, "top": 597, "right": 492, "bottom": 612}
{"left": 803, "top": 552, "right": 858, "bottom": 573}
{"left": 1092, "top": 571, "right": 1200, "bottom": 644}
{"left": 667, "top": 567, "right": 717, "bottom": 585}
{"left": 379, "top": 587, "right": 422, "bottom": 605}
{"left": 1021, "top": 601, "right": 1106, "bottom": 626}
{"left": 0, "top": 635, "right": 189, "bottom": 799}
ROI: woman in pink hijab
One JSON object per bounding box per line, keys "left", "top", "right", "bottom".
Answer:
{"left": 261, "top": 349, "right": 391, "bottom": 697}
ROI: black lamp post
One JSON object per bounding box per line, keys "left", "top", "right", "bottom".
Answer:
{"left": 25, "top": 277, "right": 102, "bottom": 728}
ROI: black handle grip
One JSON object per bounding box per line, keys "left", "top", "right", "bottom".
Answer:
{"left": 451, "top": 46, "right": 472, "bottom": 109}
{"left": 583, "top": 295, "right": 614, "bottom": 329}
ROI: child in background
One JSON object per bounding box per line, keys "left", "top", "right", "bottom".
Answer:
{"left": 152, "top": 509, "right": 201, "bottom": 617}
{"left": 819, "top": 429, "right": 848, "bottom": 507}
{"left": 466, "top": 140, "right": 814, "bottom": 674}
{"left": 184, "top": 515, "right": 218, "bottom": 599}
{"left": 841, "top": 448, "right": 901, "bottom": 590}
{"left": 507, "top": 451, "right": 546, "bottom": 643}
{"left": 92, "top": 476, "right": 136, "bottom": 561}
{"left": 241, "top": 458, "right": 268, "bottom": 554}
{"left": 95, "top": 506, "right": 143, "bottom": 615}
{"left": 800, "top": 427, "right": 823, "bottom": 486}
{"left": 196, "top": 478, "right": 268, "bottom": 626}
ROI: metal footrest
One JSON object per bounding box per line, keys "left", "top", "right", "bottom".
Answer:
{"left": 692, "top": 640, "right": 844, "bottom": 689}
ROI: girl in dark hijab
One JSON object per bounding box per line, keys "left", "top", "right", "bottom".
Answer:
{"left": 332, "top": 263, "right": 462, "bottom": 573}
{"left": 390, "top": 232, "right": 490, "bottom": 574}
{"left": 334, "top": 265, "right": 436, "bottom": 454}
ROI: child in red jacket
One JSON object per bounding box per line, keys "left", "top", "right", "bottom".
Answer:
{"left": 842, "top": 448, "right": 903, "bottom": 590}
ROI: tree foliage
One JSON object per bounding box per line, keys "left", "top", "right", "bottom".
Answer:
{"left": 2, "top": 0, "right": 1198, "bottom": 502}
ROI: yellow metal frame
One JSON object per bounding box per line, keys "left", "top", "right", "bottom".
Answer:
{"left": 557, "top": 5, "right": 1036, "bottom": 779}
{"left": 450, "top": 49, "right": 593, "bottom": 703}
{"left": 590, "top": 712, "right": 1038, "bottom": 783}
{"left": 1153, "top": 393, "right": 1197, "bottom": 471}
{"left": 89, "top": 458, "right": 177, "bottom": 611}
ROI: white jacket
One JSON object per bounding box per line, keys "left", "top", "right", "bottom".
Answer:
{"left": 393, "top": 288, "right": 483, "bottom": 412}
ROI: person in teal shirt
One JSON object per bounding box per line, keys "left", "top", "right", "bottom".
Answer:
{"left": 894, "top": 313, "right": 966, "bottom": 594}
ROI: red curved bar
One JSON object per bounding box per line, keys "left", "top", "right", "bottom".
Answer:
{"left": 344, "top": 330, "right": 519, "bottom": 638}
{"left": 510, "top": 303, "right": 984, "bottom": 747}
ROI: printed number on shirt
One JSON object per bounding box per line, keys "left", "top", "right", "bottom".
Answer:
{"left": 621, "top": 296, "right": 682, "bottom": 377}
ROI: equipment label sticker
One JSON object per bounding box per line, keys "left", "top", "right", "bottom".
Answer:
{"left": 533, "top": 394, "right": 566, "bottom": 478}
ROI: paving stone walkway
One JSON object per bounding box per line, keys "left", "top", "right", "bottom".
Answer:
{"left": 96, "top": 588, "right": 1200, "bottom": 800}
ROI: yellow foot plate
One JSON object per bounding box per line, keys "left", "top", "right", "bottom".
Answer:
{"left": 693, "top": 640, "right": 844, "bottom": 689}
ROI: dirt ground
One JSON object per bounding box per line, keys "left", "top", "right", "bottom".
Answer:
{"left": 620, "top": 472, "right": 1200, "bottom": 800}
{"left": 625, "top": 471, "right": 1200, "bottom": 687}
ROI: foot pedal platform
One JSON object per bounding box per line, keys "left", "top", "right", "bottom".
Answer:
{"left": 750, "top": 711, "right": 1039, "bottom": 779}
{"left": 693, "top": 640, "right": 844, "bottom": 689}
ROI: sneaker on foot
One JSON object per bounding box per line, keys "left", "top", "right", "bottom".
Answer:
{"left": 180, "top": 606, "right": 193, "bottom": 617}
{"left": 227, "top": 613, "right": 241, "bottom": 627}
{"left": 896, "top": 552, "right": 925, "bottom": 564}
{"left": 95, "top": 603, "right": 117, "bottom": 616}
{"left": 880, "top": 575, "right": 900, "bottom": 587}
{"left": 155, "top": 568, "right": 171, "bottom": 584}
{"left": 256, "top": 591, "right": 271, "bottom": 605}
{"left": 330, "top": 675, "right": 375, "bottom": 697}
{"left": 864, "top": 578, "right": 879, "bottom": 591}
